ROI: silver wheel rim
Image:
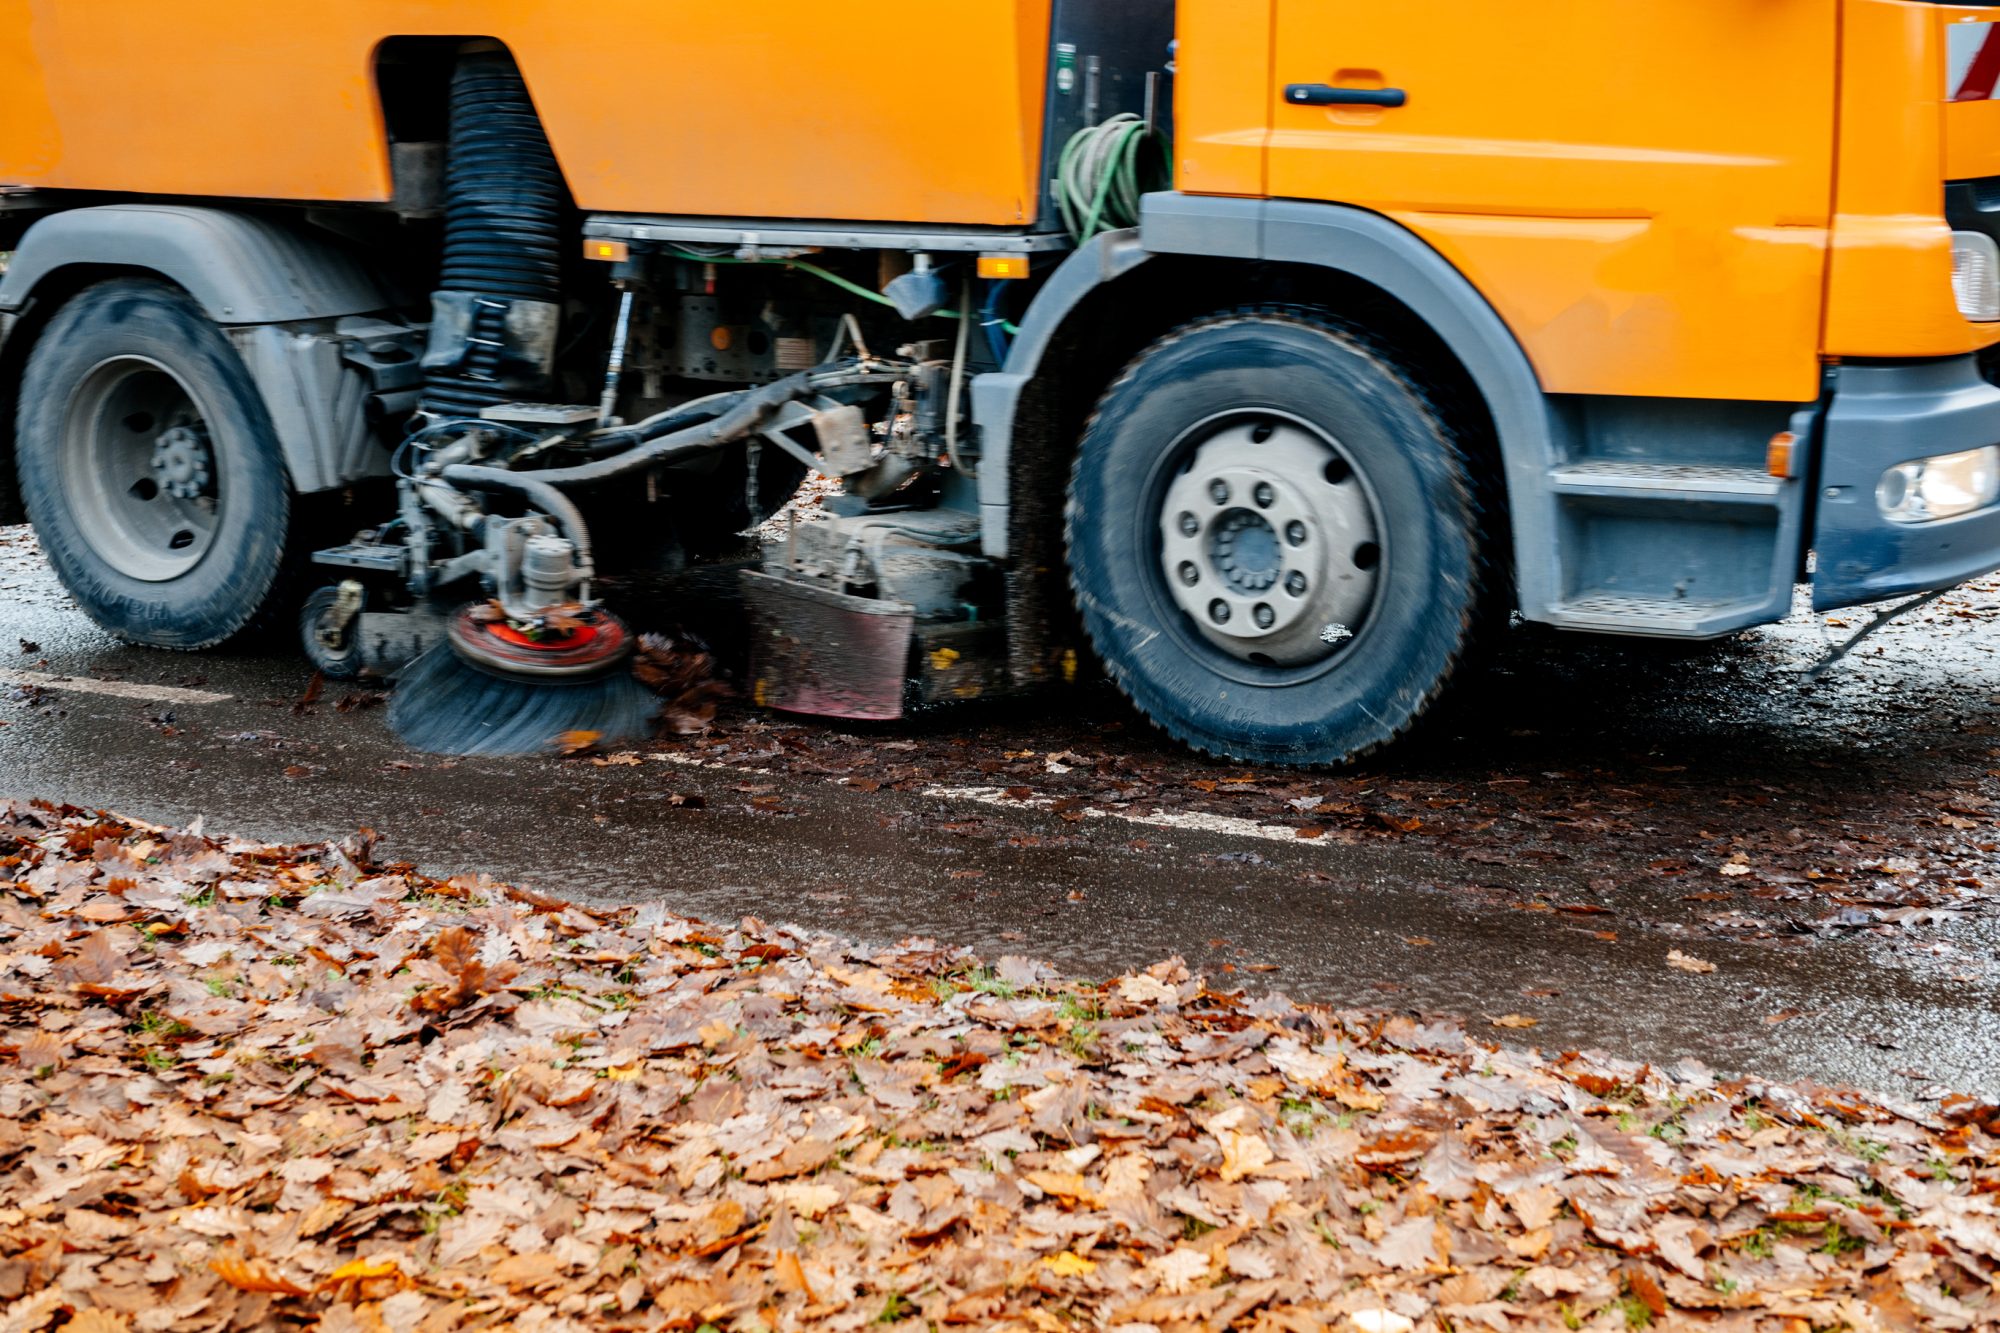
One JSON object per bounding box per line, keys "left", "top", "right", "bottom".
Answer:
{"left": 1157, "top": 412, "right": 1381, "bottom": 668}
{"left": 59, "top": 357, "right": 223, "bottom": 582}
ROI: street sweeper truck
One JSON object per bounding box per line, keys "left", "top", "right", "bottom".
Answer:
{"left": 5, "top": 0, "right": 2000, "bottom": 763}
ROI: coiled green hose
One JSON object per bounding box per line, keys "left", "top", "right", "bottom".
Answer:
{"left": 1055, "top": 113, "right": 1171, "bottom": 244}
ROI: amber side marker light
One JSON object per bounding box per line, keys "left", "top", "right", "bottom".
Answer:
{"left": 1767, "top": 431, "right": 1797, "bottom": 479}
{"left": 977, "top": 254, "right": 1030, "bottom": 280}
{"left": 585, "top": 239, "right": 631, "bottom": 263}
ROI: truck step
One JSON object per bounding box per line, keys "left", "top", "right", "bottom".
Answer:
{"left": 1549, "top": 460, "right": 1783, "bottom": 506}
{"left": 1545, "top": 593, "right": 1772, "bottom": 637}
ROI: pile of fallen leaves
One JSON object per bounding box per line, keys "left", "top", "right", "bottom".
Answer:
{"left": 2, "top": 802, "right": 1997, "bottom": 1332}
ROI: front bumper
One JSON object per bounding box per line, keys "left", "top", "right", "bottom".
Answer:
{"left": 1813, "top": 355, "right": 2000, "bottom": 610}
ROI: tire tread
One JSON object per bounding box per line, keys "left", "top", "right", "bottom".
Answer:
{"left": 1064, "top": 305, "right": 1490, "bottom": 766}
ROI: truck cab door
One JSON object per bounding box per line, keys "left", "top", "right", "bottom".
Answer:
{"left": 1262, "top": 1, "right": 1838, "bottom": 405}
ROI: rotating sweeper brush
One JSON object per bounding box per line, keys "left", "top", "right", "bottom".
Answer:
{"left": 387, "top": 601, "right": 659, "bottom": 757}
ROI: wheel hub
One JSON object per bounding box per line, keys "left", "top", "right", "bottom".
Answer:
{"left": 446, "top": 603, "right": 635, "bottom": 680}
{"left": 1212, "top": 508, "right": 1282, "bottom": 595}
{"left": 60, "top": 357, "right": 223, "bottom": 582}
{"left": 150, "top": 424, "right": 214, "bottom": 501}
{"left": 1158, "top": 415, "right": 1380, "bottom": 667}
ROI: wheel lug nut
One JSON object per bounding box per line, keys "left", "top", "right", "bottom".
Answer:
{"left": 1178, "top": 511, "right": 1198, "bottom": 538}
{"left": 1285, "top": 521, "right": 1307, "bottom": 546}
{"left": 1286, "top": 571, "right": 1307, "bottom": 596}
{"left": 1208, "top": 480, "right": 1230, "bottom": 505}
{"left": 1253, "top": 482, "right": 1275, "bottom": 509}
{"left": 1178, "top": 562, "right": 1200, "bottom": 586}
{"left": 1209, "top": 600, "right": 1231, "bottom": 624}
{"left": 1254, "top": 603, "right": 1275, "bottom": 629}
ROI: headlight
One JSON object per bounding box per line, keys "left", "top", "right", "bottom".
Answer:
{"left": 1876, "top": 445, "right": 2000, "bottom": 524}
{"left": 1952, "top": 231, "right": 2000, "bottom": 322}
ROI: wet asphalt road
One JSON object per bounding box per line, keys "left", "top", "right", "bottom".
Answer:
{"left": 2, "top": 521, "right": 1998, "bottom": 1102}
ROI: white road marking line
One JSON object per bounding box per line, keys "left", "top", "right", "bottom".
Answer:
{"left": 921, "top": 783, "right": 1314, "bottom": 846}
{"left": 646, "top": 753, "right": 1318, "bottom": 848}
{"left": 0, "top": 669, "right": 233, "bottom": 706}
{"left": 650, "top": 752, "right": 764, "bottom": 776}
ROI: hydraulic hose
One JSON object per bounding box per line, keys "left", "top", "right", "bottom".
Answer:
{"left": 1054, "top": 114, "right": 1170, "bottom": 244}
{"left": 422, "top": 47, "right": 566, "bottom": 418}
{"left": 575, "top": 392, "right": 738, "bottom": 456}
{"left": 448, "top": 373, "right": 815, "bottom": 494}
{"left": 436, "top": 467, "right": 596, "bottom": 579}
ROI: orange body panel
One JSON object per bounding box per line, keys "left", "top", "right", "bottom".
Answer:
{"left": 1824, "top": 0, "right": 2000, "bottom": 359}
{"left": 11, "top": 0, "right": 2000, "bottom": 398}
{"left": 1944, "top": 94, "right": 2000, "bottom": 182}
{"left": 1937, "top": 3, "right": 2000, "bottom": 179}
{"left": 1182, "top": 0, "right": 1842, "bottom": 403}
{"left": 0, "top": 0, "right": 1053, "bottom": 226}
{"left": 1174, "top": 0, "right": 2000, "bottom": 400}
{"left": 1172, "top": 1, "right": 1272, "bottom": 199}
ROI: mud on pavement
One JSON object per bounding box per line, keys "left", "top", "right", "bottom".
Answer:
{"left": 1, "top": 522, "right": 1997, "bottom": 1100}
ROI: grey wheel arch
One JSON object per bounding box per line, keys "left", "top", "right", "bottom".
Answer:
{"left": 969, "top": 195, "right": 1561, "bottom": 622}
{"left": 0, "top": 206, "right": 390, "bottom": 325}
{"left": 0, "top": 205, "right": 404, "bottom": 498}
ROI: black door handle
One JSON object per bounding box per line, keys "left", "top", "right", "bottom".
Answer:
{"left": 1285, "top": 83, "right": 1407, "bottom": 108}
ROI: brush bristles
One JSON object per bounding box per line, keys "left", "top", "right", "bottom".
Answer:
{"left": 388, "top": 645, "right": 660, "bottom": 757}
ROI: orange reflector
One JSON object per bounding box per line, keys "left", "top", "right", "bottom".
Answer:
{"left": 584, "top": 239, "right": 630, "bottom": 263}
{"left": 1767, "top": 431, "right": 1797, "bottom": 478}
{"left": 977, "top": 254, "right": 1030, "bottom": 280}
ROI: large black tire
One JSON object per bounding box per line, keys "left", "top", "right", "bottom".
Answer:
{"left": 16, "top": 279, "right": 295, "bottom": 649}
{"left": 1066, "top": 310, "right": 1486, "bottom": 766}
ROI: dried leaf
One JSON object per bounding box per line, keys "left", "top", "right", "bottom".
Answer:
{"left": 211, "top": 1255, "right": 312, "bottom": 1296}
{"left": 1149, "top": 1247, "right": 1212, "bottom": 1294}
{"left": 325, "top": 1256, "right": 401, "bottom": 1283}
{"left": 1372, "top": 1216, "right": 1438, "bottom": 1272}
{"left": 1666, "top": 950, "right": 1716, "bottom": 974}
{"left": 1626, "top": 1267, "right": 1668, "bottom": 1318}
{"left": 1350, "top": 1313, "right": 1416, "bottom": 1333}
{"left": 0, "top": 801, "right": 1978, "bottom": 1333}
{"left": 633, "top": 634, "right": 730, "bottom": 734}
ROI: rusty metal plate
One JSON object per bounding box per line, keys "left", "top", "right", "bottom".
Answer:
{"left": 742, "top": 571, "right": 915, "bottom": 721}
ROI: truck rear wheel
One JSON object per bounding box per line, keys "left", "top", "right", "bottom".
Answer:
{"left": 16, "top": 279, "right": 294, "bottom": 649}
{"left": 1066, "top": 311, "right": 1485, "bottom": 765}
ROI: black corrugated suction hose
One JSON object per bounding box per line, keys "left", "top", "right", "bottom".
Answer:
{"left": 421, "top": 47, "right": 565, "bottom": 418}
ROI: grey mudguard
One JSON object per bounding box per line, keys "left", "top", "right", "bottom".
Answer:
{"left": 970, "top": 194, "right": 1564, "bottom": 620}
{"left": 1813, "top": 356, "right": 2000, "bottom": 611}
{"left": 0, "top": 205, "right": 402, "bottom": 495}
{"left": 0, "top": 205, "right": 390, "bottom": 324}
{"left": 969, "top": 229, "right": 1152, "bottom": 560}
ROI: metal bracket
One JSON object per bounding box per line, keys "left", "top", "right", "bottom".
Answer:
{"left": 316, "top": 580, "right": 365, "bottom": 651}
{"left": 1804, "top": 588, "right": 1953, "bottom": 686}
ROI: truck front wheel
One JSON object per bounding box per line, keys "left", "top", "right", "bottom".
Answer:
{"left": 16, "top": 279, "right": 295, "bottom": 649}
{"left": 1065, "top": 311, "right": 1486, "bottom": 765}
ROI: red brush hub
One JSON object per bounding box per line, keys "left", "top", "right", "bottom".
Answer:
{"left": 447, "top": 604, "right": 634, "bottom": 680}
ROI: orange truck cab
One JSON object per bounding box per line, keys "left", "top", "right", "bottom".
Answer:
{"left": 0, "top": 0, "right": 1996, "bottom": 764}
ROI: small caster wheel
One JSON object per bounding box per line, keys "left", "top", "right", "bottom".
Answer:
{"left": 300, "top": 582, "right": 366, "bottom": 680}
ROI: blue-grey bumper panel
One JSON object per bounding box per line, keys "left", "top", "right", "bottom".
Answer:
{"left": 1813, "top": 356, "right": 2000, "bottom": 612}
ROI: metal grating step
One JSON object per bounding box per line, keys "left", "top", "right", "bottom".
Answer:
{"left": 1549, "top": 460, "right": 1783, "bottom": 505}
{"left": 1548, "top": 593, "right": 1770, "bottom": 638}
